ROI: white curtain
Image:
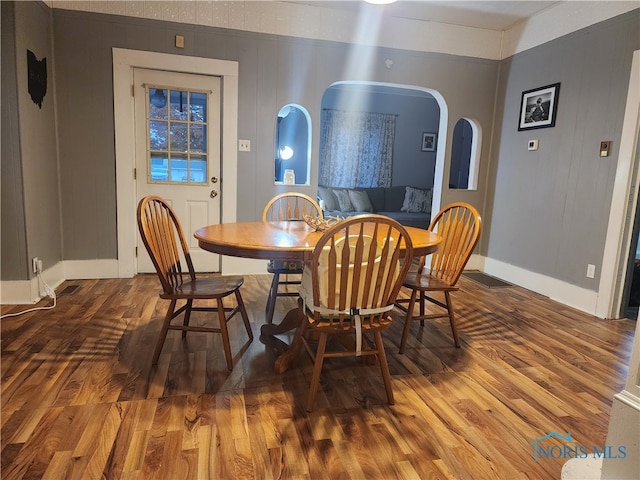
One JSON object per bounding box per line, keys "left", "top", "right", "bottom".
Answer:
{"left": 318, "top": 109, "right": 396, "bottom": 188}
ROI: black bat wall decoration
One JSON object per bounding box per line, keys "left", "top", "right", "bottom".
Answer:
{"left": 27, "top": 49, "right": 47, "bottom": 109}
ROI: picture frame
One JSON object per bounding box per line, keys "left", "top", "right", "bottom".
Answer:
{"left": 518, "top": 83, "right": 560, "bottom": 131}
{"left": 421, "top": 132, "right": 437, "bottom": 152}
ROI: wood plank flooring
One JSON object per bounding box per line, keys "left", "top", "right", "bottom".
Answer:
{"left": 1, "top": 273, "right": 636, "bottom": 479}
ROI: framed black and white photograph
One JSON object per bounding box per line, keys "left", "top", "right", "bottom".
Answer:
{"left": 421, "top": 132, "right": 437, "bottom": 152}
{"left": 518, "top": 83, "right": 560, "bottom": 131}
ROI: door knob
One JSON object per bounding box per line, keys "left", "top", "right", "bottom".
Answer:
{"left": 210, "top": 190, "right": 218, "bottom": 198}
{"left": 211, "top": 176, "right": 218, "bottom": 183}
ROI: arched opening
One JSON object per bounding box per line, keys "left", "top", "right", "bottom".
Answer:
{"left": 449, "top": 117, "right": 482, "bottom": 190}
{"left": 274, "top": 104, "right": 311, "bottom": 185}
{"left": 318, "top": 81, "right": 448, "bottom": 219}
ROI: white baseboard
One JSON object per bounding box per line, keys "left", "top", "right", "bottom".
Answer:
{"left": 2, "top": 255, "right": 600, "bottom": 317}
{"left": 62, "top": 259, "right": 120, "bottom": 279}
{"left": 482, "top": 257, "right": 600, "bottom": 317}
{"left": 1, "top": 259, "right": 119, "bottom": 305}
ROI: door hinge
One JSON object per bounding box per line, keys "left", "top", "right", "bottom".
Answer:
{"left": 131, "top": 84, "right": 135, "bottom": 97}
{"left": 135, "top": 246, "right": 138, "bottom": 258}
{"left": 134, "top": 168, "right": 137, "bottom": 180}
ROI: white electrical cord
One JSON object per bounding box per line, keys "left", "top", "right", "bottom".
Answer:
{"left": 0, "top": 272, "right": 57, "bottom": 319}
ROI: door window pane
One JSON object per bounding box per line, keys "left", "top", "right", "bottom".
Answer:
{"left": 190, "top": 124, "right": 206, "bottom": 153}
{"left": 150, "top": 156, "right": 168, "bottom": 182}
{"left": 170, "top": 154, "right": 188, "bottom": 182}
{"left": 190, "top": 155, "right": 207, "bottom": 183}
{"left": 190, "top": 92, "right": 207, "bottom": 122}
{"left": 170, "top": 123, "right": 188, "bottom": 152}
{"left": 170, "top": 90, "right": 189, "bottom": 121}
{"left": 147, "top": 85, "right": 208, "bottom": 185}
{"left": 149, "top": 121, "right": 168, "bottom": 150}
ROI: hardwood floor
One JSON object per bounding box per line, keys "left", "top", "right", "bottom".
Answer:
{"left": 1, "top": 273, "right": 636, "bottom": 479}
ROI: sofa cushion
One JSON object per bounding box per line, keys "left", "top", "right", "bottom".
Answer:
{"left": 348, "top": 190, "right": 374, "bottom": 212}
{"left": 318, "top": 186, "right": 338, "bottom": 211}
{"left": 384, "top": 186, "right": 408, "bottom": 211}
{"left": 380, "top": 211, "right": 431, "bottom": 229}
{"left": 363, "top": 187, "right": 386, "bottom": 213}
{"left": 401, "top": 186, "right": 433, "bottom": 213}
{"left": 333, "top": 189, "right": 354, "bottom": 212}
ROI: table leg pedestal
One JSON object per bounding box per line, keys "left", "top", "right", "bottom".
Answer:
{"left": 261, "top": 307, "right": 306, "bottom": 373}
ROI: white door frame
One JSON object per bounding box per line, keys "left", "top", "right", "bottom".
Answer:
{"left": 598, "top": 49, "right": 640, "bottom": 319}
{"left": 113, "top": 48, "right": 238, "bottom": 278}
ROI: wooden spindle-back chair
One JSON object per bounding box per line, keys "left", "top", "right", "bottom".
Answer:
{"left": 262, "top": 192, "right": 323, "bottom": 324}
{"left": 297, "top": 214, "right": 413, "bottom": 411}
{"left": 395, "top": 202, "right": 481, "bottom": 352}
{"left": 137, "top": 195, "right": 253, "bottom": 369}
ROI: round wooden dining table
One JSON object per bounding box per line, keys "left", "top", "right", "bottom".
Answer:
{"left": 194, "top": 220, "right": 441, "bottom": 260}
{"left": 194, "top": 219, "right": 442, "bottom": 372}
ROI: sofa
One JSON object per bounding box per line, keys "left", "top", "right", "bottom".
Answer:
{"left": 317, "top": 185, "right": 432, "bottom": 229}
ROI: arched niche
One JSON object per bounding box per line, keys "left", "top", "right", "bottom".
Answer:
{"left": 449, "top": 117, "right": 482, "bottom": 190}
{"left": 274, "top": 104, "right": 311, "bottom": 185}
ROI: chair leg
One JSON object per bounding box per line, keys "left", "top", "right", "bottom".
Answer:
{"left": 399, "top": 289, "right": 418, "bottom": 354}
{"left": 306, "top": 332, "right": 328, "bottom": 412}
{"left": 445, "top": 291, "right": 461, "bottom": 348}
{"left": 374, "top": 331, "right": 394, "bottom": 405}
{"left": 217, "top": 298, "right": 234, "bottom": 371}
{"left": 182, "top": 299, "right": 193, "bottom": 338}
{"left": 153, "top": 299, "right": 177, "bottom": 365}
{"left": 419, "top": 291, "right": 425, "bottom": 326}
{"left": 235, "top": 289, "right": 254, "bottom": 341}
{"left": 265, "top": 273, "right": 280, "bottom": 324}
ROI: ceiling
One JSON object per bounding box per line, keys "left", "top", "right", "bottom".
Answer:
{"left": 285, "top": 1, "right": 561, "bottom": 31}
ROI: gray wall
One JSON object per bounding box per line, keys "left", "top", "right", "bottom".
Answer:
{"left": 0, "top": 2, "right": 27, "bottom": 280}
{"left": 1, "top": 1, "right": 61, "bottom": 280}
{"left": 48, "top": 8, "right": 497, "bottom": 263}
{"left": 3, "top": 2, "right": 638, "bottom": 294}
{"left": 487, "top": 11, "right": 640, "bottom": 289}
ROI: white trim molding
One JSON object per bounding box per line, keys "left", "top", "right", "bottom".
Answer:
{"left": 112, "top": 48, "right": 239, "bottom": 279}
{"left": 598, "top": 50, "right": 640, "bottom": 319}
{"left": 483, "top": 257, "right": 599, "bottom": 316}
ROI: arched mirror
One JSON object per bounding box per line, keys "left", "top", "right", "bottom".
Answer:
{"left": 274, "top": 104, "right": 311, "bottom": 185}
{"left": 449, "top": 118, "right": 481, "bottom": 190}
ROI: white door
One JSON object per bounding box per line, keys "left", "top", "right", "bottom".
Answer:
{"left": 134, "top": 68, "right": 221, "bottom": 273}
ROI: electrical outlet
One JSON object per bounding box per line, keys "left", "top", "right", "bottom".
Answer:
{"left": 32, "top": 257, "right": 42, "bottom": 274}
{"left": 587, "top": 264, "right": 596, "bottom": 279}
{"left": 238, "top": 139, "right": 251, "bottom": 152}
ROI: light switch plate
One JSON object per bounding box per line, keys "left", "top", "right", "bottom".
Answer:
{"left": 528, "top": 139, "right": 539, "bottom": 151}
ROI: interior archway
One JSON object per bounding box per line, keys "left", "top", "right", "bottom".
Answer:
{"left": 320, "top": 81, "right": 448, "bottom": 218}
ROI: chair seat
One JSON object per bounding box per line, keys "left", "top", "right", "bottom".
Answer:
{"left": 402, "top": 272, "right": 458, "bottom": 292}
{"left": 267, "top": 259, "right": 304, "bottom": 274}
{"left": 159, "top": 275, "right": 245, "bottom": 300}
